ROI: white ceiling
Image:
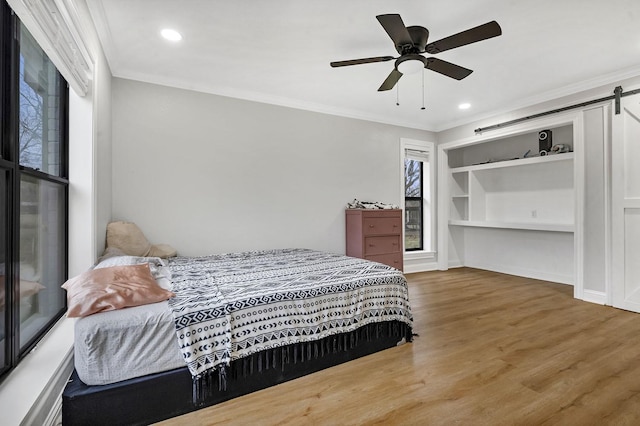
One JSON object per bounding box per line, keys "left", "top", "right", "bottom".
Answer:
{"left": 87, "top": 0, "right": 640, "bottom": 132}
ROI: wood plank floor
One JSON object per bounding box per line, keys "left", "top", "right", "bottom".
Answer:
{"left": 156, "top": 268, "right": 640, "bottom": 425}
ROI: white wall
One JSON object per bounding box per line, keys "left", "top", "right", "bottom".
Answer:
{"left": 582, "top": 105, "right": 609, "bottom": 300}
{"left": 93, "top": 47, "right": 112, "bottom": 257}
{"left": 67, "top": 5, "right": 112, "bottom": 273}
{"left": 68, "top": 89, "right": 94, "bottom": 276}
{"left": 111, "top": 78, "right": 432, "bottom": 256}
{"left": 463, "top": 228, "right": 575, "bottom": 284}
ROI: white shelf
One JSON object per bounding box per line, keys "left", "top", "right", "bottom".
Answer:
{"left": 451, "top": 194, "right": 469, "bottom": 198}
{"left": 449, "top": 219, "right": 574, "bottom": 233}
{"left": 450, "top": 152, "right": 573, "bottom": 173}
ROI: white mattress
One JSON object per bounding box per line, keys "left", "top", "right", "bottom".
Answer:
{"left": 73, "top": 277, "right": 184, "bottom": 385}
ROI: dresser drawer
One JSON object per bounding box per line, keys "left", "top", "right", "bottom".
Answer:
{"left": 366, "top": 252, "right": 403, "bottom": 270}
{"left": 362, "top": 217, "right": 401, "bottom": 236}
{"left": 364, "top": 236, "right": 401, "bottom": 255}
{"left": 346, "top": 208, "right": 403, "bottom": 272}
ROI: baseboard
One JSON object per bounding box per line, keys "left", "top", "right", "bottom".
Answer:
{"left": 464, "top": 261, "right": 574, "bottom": 285}
{"left": 447, "top": 260, "right": 463, "bottom": 269}
{"left": 581, "top": 289, "right": 607, "bottom": 305}
{"left": 402, "top": 251, "right": 437, "bottom": 274}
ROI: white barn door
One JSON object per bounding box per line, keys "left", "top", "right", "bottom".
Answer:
{"left": 612, "top": 94, "right": 640, "bottom": 312}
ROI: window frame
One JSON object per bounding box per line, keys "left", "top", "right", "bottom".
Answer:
{"left": 0, "top": 2, "right": 68, "bottom": 381}
{"left": 400, "top": 138, "right": 436, "bottom": 258}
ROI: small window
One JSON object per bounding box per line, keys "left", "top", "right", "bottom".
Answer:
{"left": 405, "top": 158, "right": 423, "bottom": 250}
{"left": 401, "top": 140, "right": 435, "bottom": 253}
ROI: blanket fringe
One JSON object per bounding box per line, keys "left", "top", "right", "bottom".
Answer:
{"left": 192, "top": 321, "right": 412, "bottom": 406}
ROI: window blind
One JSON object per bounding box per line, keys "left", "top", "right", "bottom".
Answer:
{"left": 405, "top": 148, "right": 429, "bottom": 162}
{"left": 7, "top": 0, "right": 93, "bottom": 96}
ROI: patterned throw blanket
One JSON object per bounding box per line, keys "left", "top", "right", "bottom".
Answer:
{"left": 166, "top": 249, "right": 413, "bottom": 386}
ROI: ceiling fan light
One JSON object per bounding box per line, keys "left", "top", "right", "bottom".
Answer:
{"left": 397, "top": 59, "right": 423, "bottom": 75}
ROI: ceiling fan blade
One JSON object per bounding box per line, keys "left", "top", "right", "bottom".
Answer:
{"left": 376, "top": 14, "right": 413, "bottom": 50}
{"left": 330, "top": 56, "right": 395, "bottom": 67}
{"left": 425, "top": 57, "right": 473, "bottom": 80}
{"left": 425, "top": 21, "right": 502, "bottom": 54}
{"left": 378, "top": 69, "right": 403, "bottom": 91}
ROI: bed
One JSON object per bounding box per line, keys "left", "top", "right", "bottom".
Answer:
{"left": 62, "top": 248, "right": 413, "bottom": 425}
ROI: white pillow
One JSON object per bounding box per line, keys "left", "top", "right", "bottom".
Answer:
{"left": 95, "top": 255, "right": 165, "bottom": 269}
{"left": 94, "top": 256, "right": 171, "bottom": 286}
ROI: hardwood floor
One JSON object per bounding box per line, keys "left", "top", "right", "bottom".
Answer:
{"left": 156, "top": 268, "right": 640, "bottom": 425}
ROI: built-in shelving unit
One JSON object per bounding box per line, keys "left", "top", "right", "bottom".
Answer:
{"left": 448, "top": 152, "right": 574, "bottom": 232}
{"left": 437, "top": 117, "right": 582, "bottom": 287}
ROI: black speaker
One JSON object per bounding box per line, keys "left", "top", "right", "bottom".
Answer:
{"left": 538, "top": 129, "right": 552, "bottom": 153}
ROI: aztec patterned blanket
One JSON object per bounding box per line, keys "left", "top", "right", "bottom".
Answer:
{"left": 166, "top": 248, "right": 413, "bottom": 382}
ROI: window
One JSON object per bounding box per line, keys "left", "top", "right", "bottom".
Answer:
{"left": 401, "top": 140, "right": 435, "bottom": 253}
{"left": 1, "top": 3, "right": 68, "bottom": 380}
{"left": 404, "top": 157, "right": 424, "bottom": 250}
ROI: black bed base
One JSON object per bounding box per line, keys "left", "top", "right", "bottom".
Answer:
{"left": 62, "top": 321, "right": 412, "bottom": 426}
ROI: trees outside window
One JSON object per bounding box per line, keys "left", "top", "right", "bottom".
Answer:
{"left": 405, "top": 159, "right": 423, "bottom": 250}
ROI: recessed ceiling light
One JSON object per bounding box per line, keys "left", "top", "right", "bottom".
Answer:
{"left": 161, "top": 28, "right": 182, "bottom": 42}
{"left": 458, "top": 103, "right": 471, "bottom": 110}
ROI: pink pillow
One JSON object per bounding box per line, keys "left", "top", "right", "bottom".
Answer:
{"left": 61, "top": 263, "right": 175, "bottom": 318}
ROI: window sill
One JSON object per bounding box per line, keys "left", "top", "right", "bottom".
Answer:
{"left": 0, "top": 316, "right": 74, "bottom": 425}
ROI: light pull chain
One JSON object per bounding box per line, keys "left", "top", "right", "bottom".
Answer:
{"left": 396, "top": 83, "right": 399, "bottom": 106}
{"left": 421, "top": 69, "right": 426, "bottom": 110}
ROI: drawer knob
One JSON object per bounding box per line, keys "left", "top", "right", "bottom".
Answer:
{"left": 369, "top": 224, "right": 374, "bottom": 228}
{"left": 369, "top": 244, "right": 374, "bottom": 247}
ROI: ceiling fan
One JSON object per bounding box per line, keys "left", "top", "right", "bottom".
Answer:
{"left": 330, "top": 14, "right": 502, "bottom": 92}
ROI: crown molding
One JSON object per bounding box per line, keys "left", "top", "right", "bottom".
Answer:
{"left": 112, "top": 62, "right": 640, "bottom": 135}
{"left": 85, "top": 0, "right": 119, "bottom": 73}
